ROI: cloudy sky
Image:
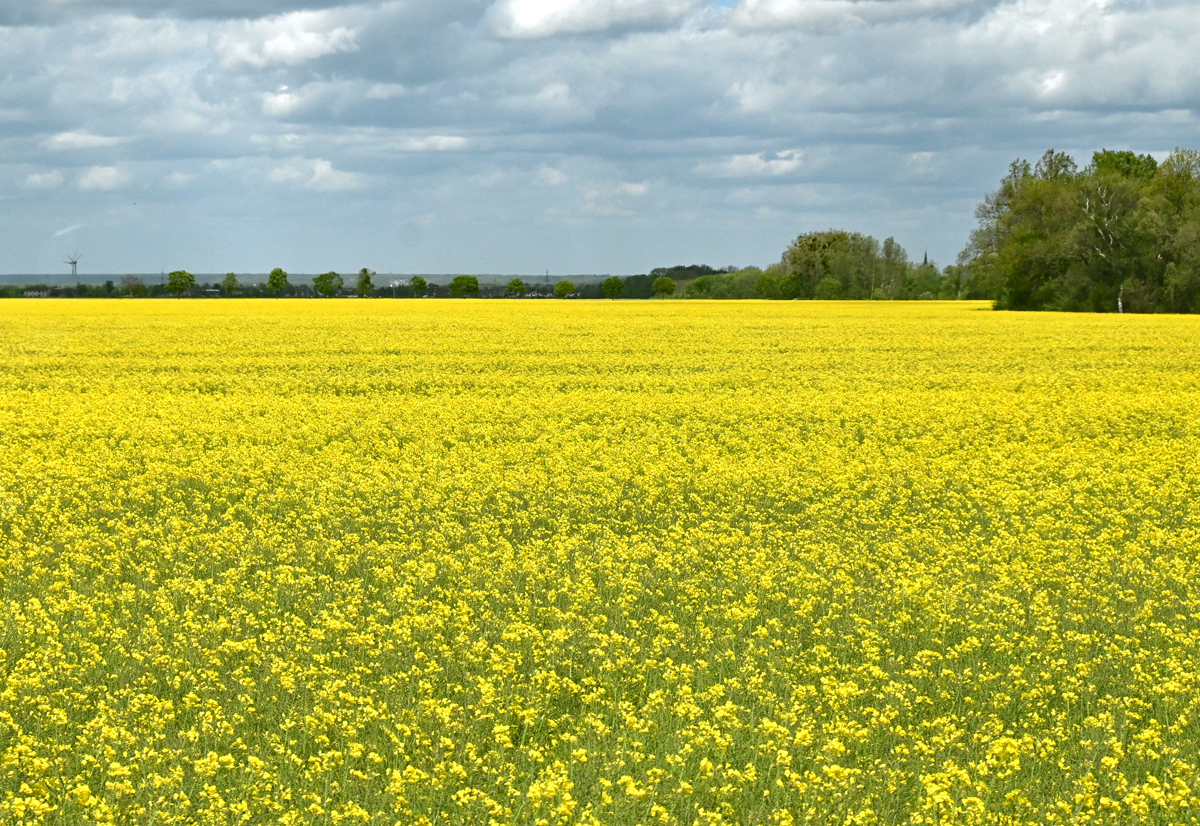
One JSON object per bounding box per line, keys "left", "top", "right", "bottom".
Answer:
{"left": 2, "top": 0, "right": 1198, "bottom": 277}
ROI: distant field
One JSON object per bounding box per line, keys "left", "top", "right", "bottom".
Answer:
{"left": 1, "top": 300, "right": 1198, "bottom": 825}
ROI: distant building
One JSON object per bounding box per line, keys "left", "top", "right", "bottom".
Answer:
{"left": 23, "top": 289, "right": 49, "bottom": 298}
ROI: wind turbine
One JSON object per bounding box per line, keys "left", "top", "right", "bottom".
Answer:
{"left": 64, "top": 252, "right": 79, "bottom": 278}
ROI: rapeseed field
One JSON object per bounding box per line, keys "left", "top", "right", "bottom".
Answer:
{"left": 1, "top": 299, "right": 1198, "bottom": 826}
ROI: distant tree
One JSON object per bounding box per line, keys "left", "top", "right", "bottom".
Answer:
{"left": 602, "top": 276, "right": 624, "bottom": 299}
{"left": 815, "top": 276, "right": 842, "bottom": 299}
{"left": 450, "top": 275, "right": 480, "bottom": 297}
{"left": 683, "top": 268, "right": 763, "bottom": 299}
{"left": 409, "top": 276, "right": 427, "bottom": 296}
{"left": 268, "top": 267, "right": 289, "bottom": 296}
{"left": 313, "top": 271, "right": 344, "bottom": 297}
{"left": 103, "top": 280, "right": 115, "bottom": 295}
{"left": 119, "top": 275, "right": 146, "bottom": 296}
{"left": 650, "top": 265, "right": 721, "bottom": 280}
{"left": 554, "top": 280, "right": 575, "bottom": 298}
{"left": 621, "top": 274, "right": 656, "bottom": 299}
{"left": 221, "top": 272, "right": 239, "bottom": 294}
{"left": 755, "top": 268, "right": 781, "bottom": 299}
{"left": 780, "top": 230, "right": 882, "bottom": 299}
{"left": 879, "top": 237, "right": 910, "bottom": 298}
{"left": 357, "top": 268, "right": 375, "bottom": 297}
{"left": 166, "top": 270, "right": 195, "bottom": 297}
{"left": 506, "top": 278, "right": 526, "bottom": 296}
{"left": 940, "top": 265, "right": 966, "bottom": 299}
{"left": 652, "top": 276, "right": 675, "bottom": 298}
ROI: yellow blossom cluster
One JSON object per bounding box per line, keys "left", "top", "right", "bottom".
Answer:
{"left": 1, "top": 299, "right": 1198, "bottom": 825}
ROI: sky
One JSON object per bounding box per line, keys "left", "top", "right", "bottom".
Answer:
{"left": 2, "top": 0, "right": 1199, "bottom": 278}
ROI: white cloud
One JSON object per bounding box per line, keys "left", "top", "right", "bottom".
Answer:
{"left": 262, "top": 89, "right": 304, "bottom": 117}
{"left": 577, "top": 180, "right": 650, "bottom": 216}
{"left": 498, "top": 81, "right": 597, "bottom": 122}
{"left": 213, "top": 11, "right": 359, "bottom": 69}
{"left": 163, "top": 171, "right": 195, "bottom": 187}
{"left": 43, "top": 131, "right": 128, "bottom": 150}
{"left": 307, "top": 160, "right": 361, "bottom": 190}
{"left": 268, "top": 157, "right": 363, "bottom": 191}
{"left": 730, "top": 0, "right": 981, "bottom": 31}
{"left": 472, "top": 167, "right": 511, "bottom": 187}
{"left": 489, "top": 0, "right": 703, "bottom": 37}
{"left": 538, "top": 166, "right": 569, "bottom": 184}
{"left": 705, "top": 150, "right": 804, "bottom": 176}
{"left": 394, "top": 136, "right": 470, "bottom": 151}
{"left": 79, "top": 166, "right": 130, "bottom": 190}
{"left": 365, "top": 83, "right": 406, "bottom": 100}
{"left": 25, "top": 170, "right": 64, "bottom": 189}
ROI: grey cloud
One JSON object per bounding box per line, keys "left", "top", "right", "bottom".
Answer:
{"left": 0, "top": 0, "right": 351, "bottom": 25}
{"left": 2, "top": 0, "right": 1198, "bottom": 276}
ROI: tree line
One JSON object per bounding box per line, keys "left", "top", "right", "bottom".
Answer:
{"left": 686, "top": 235, "right": 968, "bottom": 301}
{"left": 958, "top": 148, "right": 1200, "bottom": 312}
{"left": 6, "top": 252, "right": 960, "bottom": 301}
{"left": 13, "top": 147, "right": 1198, "bottom": 311}
{"left": 6, "top": 269, "right": 683, "bottom": 300}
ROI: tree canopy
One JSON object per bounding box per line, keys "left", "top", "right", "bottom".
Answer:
{"left": 752, "top": 232, "right": 965, "bottom": 301}
{"left": 450, "top": 275, "right": 480, "bottom": 297}
{"left": 357, "top": 269, "right": 375, "bottom": 297}
{"left": 649, "top": 265, "right": 731, "bottom": 281}
{"left": 267, "top": 268, "right": 289, "bottom": 296}
{"left": 313, "top": 271, "right": 344, "bottom": 297}
{"left": 960, "top": 147, "right": 1200, "bottom": 312}
{"left": 166, "top": 270, "right": 194, "bottom": 297}
{"left": 682, "top": 268, "right": 762, "bottom": 299}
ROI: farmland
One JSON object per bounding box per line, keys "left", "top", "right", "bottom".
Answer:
{"left": 1, "top": 300, "right": 1199, "bottom": 825}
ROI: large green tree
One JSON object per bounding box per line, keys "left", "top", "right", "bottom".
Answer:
{"left": 601, "top": 276, "right": 624, "bottom": 299}
{"left": 961, "top": 147, "right": 1200, "bottom": 312}
{"left": 268, "top": 268, "right": 289, "bottom": 296}
{"left": 313, "top": 271, "right": 344, "bottom": 297}
{"left": 450, "top": 275, "right": 480, "bottom": 297}
{"left": 779, "top": 230, "right": 883, "bottom": 300}
{"left": 553, "top": 280, "right": 575, "bottom": 298}
{"left": 166, "top": 270, "right": 194, "bottom": 297}
{"left": 357, "top": 269, "right": 375, "bottom": 297}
